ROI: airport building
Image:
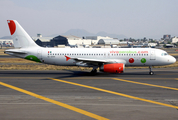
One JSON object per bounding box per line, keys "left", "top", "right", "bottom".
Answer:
{"left": 1, "top": 34, "right": 128, "bottom": 48}
{"left": 33, "top": 37, "right": 52, "bottom": 47}
{"left": 0, "top": 39, "right": 13, "bottom": 47}
{"left": 171, "top": 37, "right": 178, "bottom": 43}
{"left": 163, "top": 35, "right": 171, "bottom": 40}
{"left": 32, "top": 34, "right": 116, "bottom": 47}
{"left": 98, "top": 39, "right": 120, "bottom": 45}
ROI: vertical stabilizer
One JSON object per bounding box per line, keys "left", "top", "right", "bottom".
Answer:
{"left": 7, "top": 20, "right": 39, "bottom": 48}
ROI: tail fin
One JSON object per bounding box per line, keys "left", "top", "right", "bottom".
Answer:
{"left": 7, "top": 20, "right": 39, "bottom": 48}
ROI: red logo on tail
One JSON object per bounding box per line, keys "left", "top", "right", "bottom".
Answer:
{"left": 7, "top": 20, "right": 16, "bottom": 35}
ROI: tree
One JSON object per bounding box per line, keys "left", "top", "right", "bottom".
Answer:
{"left": 167, "top": 41, "right": 171, "bottom": 44}
{"left": 174, "top": 42, "right": 178, "bottom": 46}
{"left": 163, "top": 44, "right": 166, "bottom": 48}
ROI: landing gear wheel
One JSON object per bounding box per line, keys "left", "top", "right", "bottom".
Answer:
{"left": 149, "top": 71, "right": 154, "bottom": 75}
{"left": 149, "top": 66, "right": 154, "bottom": 75}
{"left": 91, "top": 69, "right": 97, "bottom": 74}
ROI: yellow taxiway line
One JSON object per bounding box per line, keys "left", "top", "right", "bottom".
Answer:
{"left": 49, "top": 78, "right": 178, "bottom": 109}
{"left": 0, "top": 81, "right": 109, "bottom": 120}
{"left": 65, "top": 77, "right": 175, "bottom": 80}
{"left": 113, "top": 78, "right": 178, "bottom": 91}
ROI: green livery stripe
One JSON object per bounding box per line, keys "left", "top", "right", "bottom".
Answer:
{"left": 25, "top": 55, "right": 41, "bottom": 63}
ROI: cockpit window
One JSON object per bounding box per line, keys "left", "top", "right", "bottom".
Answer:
{"left": 161, "top": 53, "right": 168, "bottom": 56}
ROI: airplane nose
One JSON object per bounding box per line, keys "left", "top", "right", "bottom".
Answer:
{"left": 170, "top": 56, "right": 176, "bottom": 64}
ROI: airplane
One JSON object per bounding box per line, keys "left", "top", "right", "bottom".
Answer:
{"left": 5, "top": 20, "right": 176, "bottom": 75}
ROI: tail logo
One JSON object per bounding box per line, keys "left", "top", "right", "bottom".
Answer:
{"left": 7, "top": 20, "right": 16, "bottom": 35}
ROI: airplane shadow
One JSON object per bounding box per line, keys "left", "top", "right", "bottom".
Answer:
{"left": 0, "top": 69, "right": 158, "bottom": 80}
{"left": 51, "top": 70, "right": 151, "bottom": 79}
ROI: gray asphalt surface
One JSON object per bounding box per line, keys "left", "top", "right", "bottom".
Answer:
{"left": 0, "top": 68, "right": 178, "bottom": 120}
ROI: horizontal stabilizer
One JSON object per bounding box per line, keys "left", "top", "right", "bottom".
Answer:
{"left": 4, "top": 49, "right": 27, "bottom": 54}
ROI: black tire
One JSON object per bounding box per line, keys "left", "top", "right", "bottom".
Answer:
{"left": 149, "top": 71, "right": 154, "bottom": 75}
{"left": 91, "top": 69, "right": 97, "bottom": 74}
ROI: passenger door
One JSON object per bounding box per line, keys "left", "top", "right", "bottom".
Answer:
{"left": 150, "top": 50, "right": 156, "bottom": 60}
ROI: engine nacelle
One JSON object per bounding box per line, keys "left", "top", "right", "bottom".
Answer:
{"left": 100, "top": 63, "right": 125, "bottom": 73}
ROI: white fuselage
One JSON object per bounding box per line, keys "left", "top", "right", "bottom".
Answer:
{"left": 20, "top": 47, "right": 176, "bottom": 67}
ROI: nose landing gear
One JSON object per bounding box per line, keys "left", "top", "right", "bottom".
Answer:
{"left": 149, "top": 66, "right": 154, "bottom": 75}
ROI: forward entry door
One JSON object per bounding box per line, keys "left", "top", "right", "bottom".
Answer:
{"left": 150, "top": 50, "right": 156, "bottom": 60}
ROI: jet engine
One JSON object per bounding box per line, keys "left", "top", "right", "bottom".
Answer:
{"left": 100, "top": 63, "right": 125, "bottom": 73}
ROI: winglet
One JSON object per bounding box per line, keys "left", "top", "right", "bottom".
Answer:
{"left": 65, "top": 56, "right": 71, "bottom": 61}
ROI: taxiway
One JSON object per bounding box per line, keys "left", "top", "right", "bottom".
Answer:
{"left": 0, "top": 68, "right": 178, "bottom": 120}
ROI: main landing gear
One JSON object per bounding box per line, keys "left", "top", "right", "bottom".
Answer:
{"left": 90, "top": 66, "right": 98, "bottom": 74}
{"left": 149, "top": 66, "right": 154, "bottom": 75}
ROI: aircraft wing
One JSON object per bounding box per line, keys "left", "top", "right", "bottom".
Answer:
{"left": 73, "top": 58, "right": 107, "bottom": 63}
{"left": 65, "top": 56, "right": 126, "bottom": 66}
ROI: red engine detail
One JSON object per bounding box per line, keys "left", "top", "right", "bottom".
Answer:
{"left": 100, "top": 63, "right": 125, "bottom": 73}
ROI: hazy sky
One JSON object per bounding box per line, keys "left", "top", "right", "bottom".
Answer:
{"left": 1, "top": 0, "right": 178, "bottom": 39}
